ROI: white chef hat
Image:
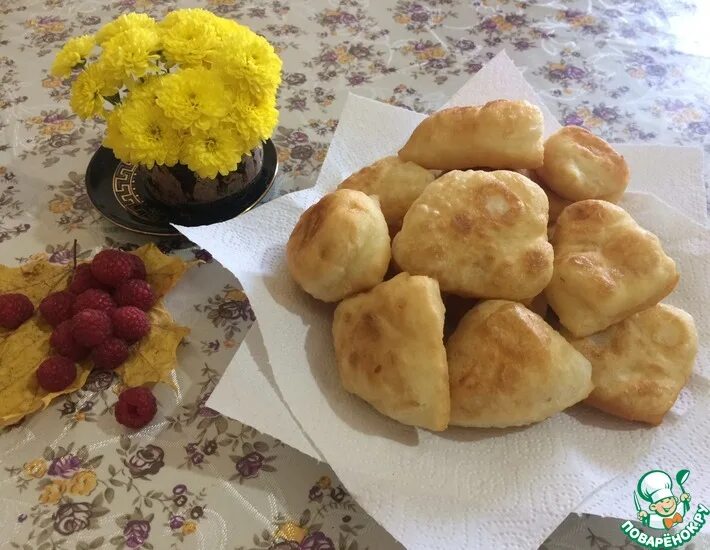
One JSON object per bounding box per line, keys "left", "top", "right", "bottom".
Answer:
{"left": 638, "top": 470, "right": 674, "bottom": 503}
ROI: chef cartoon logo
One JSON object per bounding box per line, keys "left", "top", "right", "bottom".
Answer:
{"left": 620, "top": 469, "right": 709, "bottom": 548}
{"left": 635, "top": 470, "right": 691, "bottom": 530}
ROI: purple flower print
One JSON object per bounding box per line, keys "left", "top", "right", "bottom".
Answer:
{"left": 272, "top": 542, "right": 299, "bottom": 550}
{"left": 564, "top": 114, "right": 585, "bottom": 126}
{"left": 645, "top": 64, "right": 666, "bottom": 77}
{"left": 191, "top": 452, "right": 204, "bottom": 465}
{"left": 172, "top": 484, "right": 187, "bottom": 495}
{"left": 126, "top": 445, "right": 165, "bottom": 478}
{"left": 284, "top": 72, "right": 306, "bottom": 86}
{"left": 347, "top": 45, "right": 370, "bottom": 59}
{"left": 456, "top": 39, "right": 476, "bottom": 51}
{"left": 17, "top": 514, "right": 27, "bottom": 523}
{"left": 44, "top": 113, "right": 64, "bottom": 124}
{"left": 124, "top": 519, "right": 150, "bottom": 548}
{"left": 688, "top": 121, "right": 710, "bottom": 136}
{"left": 53, "top": 502, "right": 91, "bottom": 535}
{"left": 329, "top": 486, "right": 346, "bottom": 503}
{"left": 347, "top": 73, "right": 367, "bottom": 86}
{"left": 291, "top": 145, "right": 314, "bottom": 160}
{"left": 308, "top": 485, "right": 323, "bottom": 501}
{"left": 47, "top": 246, "right": 73, "bottom": 263}
{"left": 300, "top": 532, "right": 335, "bottom": 550}
{"left": 48, "top": 454, "right": 81, "bottom": 478}
{"left": 236, "top": 452, "right": 264, "bottom": 478}
{"left": 320, "top": 50, "right": 338, "bottom": 64}
{"left": 169, "top": 515, "right": 184, "bottom": 529}
{"left": 563, "top": 65, "right": 585, "bottom": 80}
{"left": 168, "top": 516, "right": 185, "bottom": 529}
{"left": 202, "top": 439, "right": 217, "bottom": 455}
{"left": 197, "top": 391, "right": 219, "bottom": 418}
{"left": 592, "top": 105, "right": 619, "bottom": 123}
{"left": 410, "top": 9, "right": 429, "bottom": 23}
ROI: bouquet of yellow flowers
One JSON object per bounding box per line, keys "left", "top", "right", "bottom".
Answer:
{"left": 52, "top": 9, "right": 281, "bottom": 179}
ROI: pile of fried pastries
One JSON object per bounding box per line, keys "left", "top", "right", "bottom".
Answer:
{"left": 286, "top": 99, "right": 698, "bottom": 432}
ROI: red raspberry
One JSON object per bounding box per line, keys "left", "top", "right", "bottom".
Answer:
{"left": 90, "top": 249, "right": 134, "bottom": 288}
{"left": 36, "top": 356, "right": 76, "bottom": 392}
{"left": 111, "top": 306, "right": 150, "bottom": 342}
{"left": 115, "top": 387, "right": 157, "bottom": 429}
{"left": 0, "top": 293, "right": 34, "bottom": 329}
{"left": 68, "top": 264, "right": 108, "bottom": 295}
{"left": 91, "top": 337, "right": 129, "bottom": 370}
{"left": 39, "top": 291, "right": 75, "bottom": 327}
{"left": 128, "top": 254, "right": 147, "bottom": 280}
{"left": 71, "top": 309, "right": 112, "bottom": 348}
{"left": 50, "top": 320, "right": 89, "bottom": 361}
{"left": 72, "top": 288, "right": 115, "bottom": 314}
{"left": 113, "top": 279, "right": 155, "bottom": 311}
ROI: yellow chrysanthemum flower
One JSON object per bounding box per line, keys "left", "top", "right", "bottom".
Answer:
{"left": 118, "top": 98, "right": 181, "bottom": 168}
{"left": 181, "top": 125, "right": 245, "bottom": 179}
{"left": 159, "top": 12, "right": 221, "bottom": 67}
{"left": 227, "top": 96, "right": 278, "bottom": 151}
{"left": 125, "top": 75, "right": 160, "bottom": 102}
{"left": 215, "top": 34, "right": 282, "bottom": 105}
{"left": 69, "top": 62, "right": 118, "bottom": 119}
{"left": 101, "top": 26, "right": 161, "bottom": 82}
{"left": 95, "top": 13, "right": 157, "bottom": 45}
{"left": 156, "top": 67, "right": 228, "bottom": 131}
{"left": 160, "top": 7, "right": 220, "bottom": 30}
{"left": 211, "top": 16, "right": 251, "bottom": 42}
{"left": 51, "top": 34, "right": 95, "bottom": 77}
{"left": 103, "top": 108, "right": 132, "bottom": 161}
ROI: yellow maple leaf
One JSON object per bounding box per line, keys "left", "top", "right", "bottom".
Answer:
{"left": 117, "top": 300, "right": 190, "bottom": 388}
{"left": 131, "top": 243, "right": 193, "bottom": 298}
{"left": 0, "top": 317, "right": 91, "bottom": 427}
{"left": 0, "top": 258, "right": 70, "bottom": 305}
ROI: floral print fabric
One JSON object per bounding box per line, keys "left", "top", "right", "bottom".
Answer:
{"left": 1, "top": 0, "right": 709, "bottom": 549}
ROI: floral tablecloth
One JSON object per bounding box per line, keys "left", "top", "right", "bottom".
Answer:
{"left": 1, "top": 1, "right": 708, "bottom": 549}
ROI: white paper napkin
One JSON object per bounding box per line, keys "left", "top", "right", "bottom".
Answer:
{"left": 177, "top": 52, "right": 710, "bottom": 549}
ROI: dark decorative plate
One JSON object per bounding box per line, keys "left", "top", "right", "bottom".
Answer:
{"left": 86, "top": 140, "right": 278, "bottom": 236}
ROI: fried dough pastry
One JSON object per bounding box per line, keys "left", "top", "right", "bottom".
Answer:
{"left": 447, "top": 300, "right": 593, "bottom": 428}
{"left": 337, "top": 156, "right": 436, "bottom": 232}
{"left": 332, "top": 273, "right": 450, "bottom": 431}
{"left": 287, "top": 189, "right": 390, "bottom": 302}
{"left": 545, "top": 200, "right": 679, "bottom": 337}
{"left": 535, "top": 126, "right": 629, "bottom": 202}
{"left": 398, "top": 100, "right": 544, "bottom": 170}
{"left": 568, "top": 304, "right": 697, "bottom": 425}
{"left": 392, "top": 170, "right": 553, "bottom": 300}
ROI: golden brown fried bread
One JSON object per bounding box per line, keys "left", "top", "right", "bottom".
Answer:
{"left": 535, "top": 126, "right": 629, "bottom": 202}
{"left": 392, "top": 170, "right": 553, "bottom": 300}
{"left": 545, "top": 200, "right": 679, "bottom": 337}
{"left": 447, "top": 300, "right": 593, "bottom": 428}
{"left": 332, "top": 273, "right": 450, "bottom": 431}
{"left": 398, "top": 100, "right": 544, "bottom": 170}
{"left": 568, "top": 304, "right": 697, "bottom": 425}
{"left": 337, "top": 156, "right": 436, "bottom": 232}
{"left": 287, "top": 189, "right": 390, "bottom": 302}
